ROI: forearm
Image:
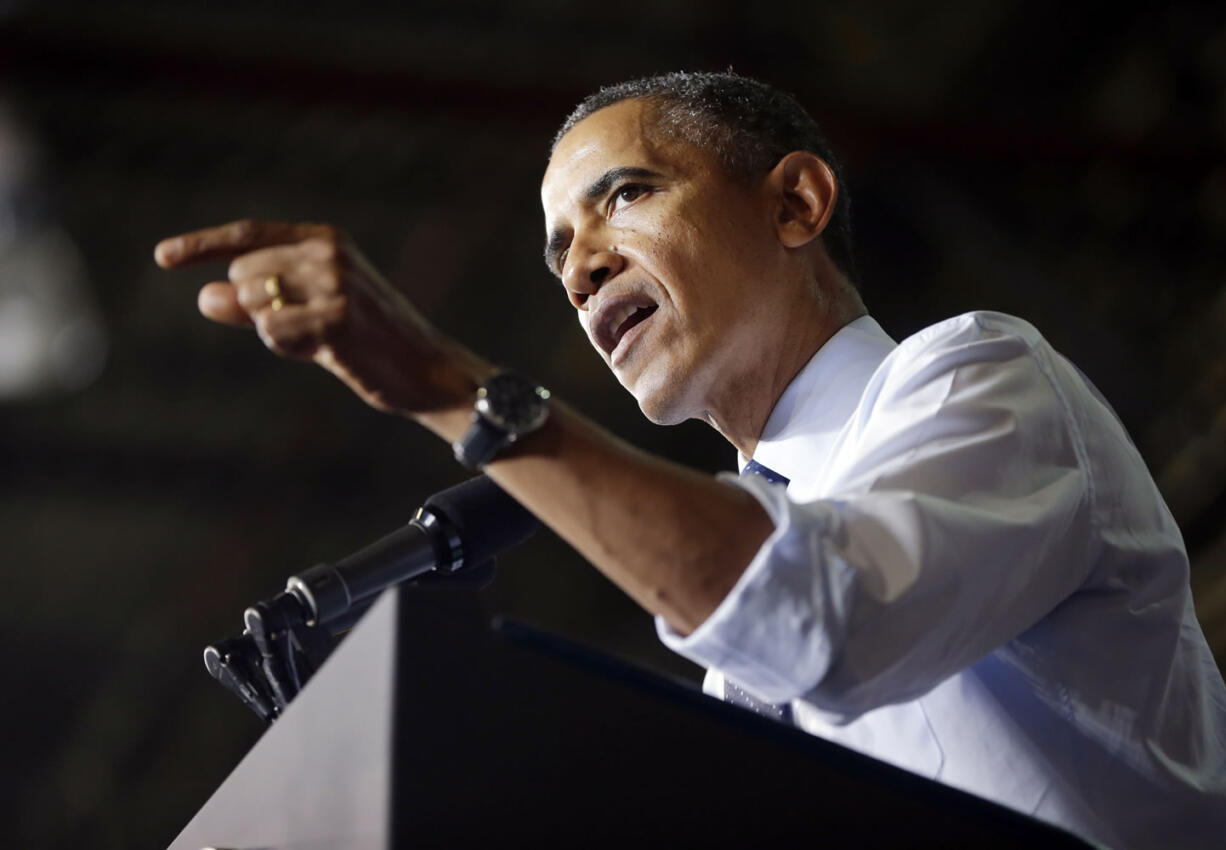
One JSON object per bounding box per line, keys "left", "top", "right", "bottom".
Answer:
{"left": 154, "top": 219, "right": 773, "bottom": 634}
{"left": 415, "top": 375, "right": 774, "bottom": 635}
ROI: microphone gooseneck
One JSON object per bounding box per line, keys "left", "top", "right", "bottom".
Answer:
{"left": 285, "top": 475, "right": 539, "bottom": 627}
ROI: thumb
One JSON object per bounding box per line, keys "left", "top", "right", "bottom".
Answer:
{"left": 198, "top": 281, "right": 253, "bottom": 327}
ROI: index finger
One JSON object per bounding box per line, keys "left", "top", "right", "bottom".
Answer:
{"left": 154, "top": 219, "right": 336, "bottom": 269}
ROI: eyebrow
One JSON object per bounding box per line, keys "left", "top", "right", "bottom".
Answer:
{"left": 543, "top": 166, "right": 664, "bottom": 275}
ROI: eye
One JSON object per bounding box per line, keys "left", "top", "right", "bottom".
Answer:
{"left": 609, "top": 183, "right": 649, "bottom": 214}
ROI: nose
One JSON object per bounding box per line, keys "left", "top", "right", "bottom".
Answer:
{"left": 563, "top": 245, "right": 624, "bottom": 310}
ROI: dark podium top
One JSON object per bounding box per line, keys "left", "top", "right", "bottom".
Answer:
{"left": 170, "top": 587, "right": 1091, "bottom": 849}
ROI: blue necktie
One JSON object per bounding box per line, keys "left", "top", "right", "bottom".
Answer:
{"left": 723, "top": 460, "right": 795, "bottom": 724}
{"left": 742, "top": 458, "right": 790, "bottom": 486}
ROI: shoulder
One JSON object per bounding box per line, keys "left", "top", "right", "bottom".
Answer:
{"left": 896, "top": 311, "right": 1044, "bottom": 359}
{"left": 868, "top": 311, "right": 1051, "bottom": 396}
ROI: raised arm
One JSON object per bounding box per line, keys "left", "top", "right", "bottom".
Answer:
{"left": 155, "top": 219, "right": 774, "bottom": 634}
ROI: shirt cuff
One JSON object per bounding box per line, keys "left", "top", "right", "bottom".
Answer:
{"left": 655, "top": 472, "right": 853, "bottom": 704}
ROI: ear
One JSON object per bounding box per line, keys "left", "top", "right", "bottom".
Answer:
{"left": 768, "top": 151, "right": 839, "bottom": 249}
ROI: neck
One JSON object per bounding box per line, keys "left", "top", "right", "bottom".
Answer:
{"left": 704, "top": 280, "right": 865, "bottom": 458}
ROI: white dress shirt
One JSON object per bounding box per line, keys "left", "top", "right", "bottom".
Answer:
{"left": 658, "top": 312, "right": 1226, "bottom": 849}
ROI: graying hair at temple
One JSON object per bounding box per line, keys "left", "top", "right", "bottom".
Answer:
{"left": 554, "top": 70, "right": 857, "bottom": 282}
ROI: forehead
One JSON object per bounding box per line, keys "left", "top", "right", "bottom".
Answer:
{"left": 541, "top": 99, "right": 692, "bottom": 217}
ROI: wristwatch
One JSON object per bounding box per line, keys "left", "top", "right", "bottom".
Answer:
{"left": 452, "top": 370, "right": 551, "bottom": 470}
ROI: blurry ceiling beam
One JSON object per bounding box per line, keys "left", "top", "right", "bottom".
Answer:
{"left": 1, "top": 18, "right": 1223, "bottom": 169}
{"left": 0, "top": 19, "right": 575, "bottom": 130}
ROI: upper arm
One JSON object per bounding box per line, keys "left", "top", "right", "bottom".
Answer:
{"left": 807, "top": 316, "right": 1095, "bottom": 711}
{"left": 659, "top": 314, "right": 1097, "bottom": 716}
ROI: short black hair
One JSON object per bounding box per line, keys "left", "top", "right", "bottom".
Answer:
{"left": 554, "top": 70, "right": 856, "bottom": 282}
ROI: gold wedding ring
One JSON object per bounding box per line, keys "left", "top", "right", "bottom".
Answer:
{"left": 264, "top": 275, "right": 285, "bottom": 311}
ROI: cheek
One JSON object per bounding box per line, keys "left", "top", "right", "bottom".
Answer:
{"left": 637, "top": 222, "right": 704, "bottom": 294}
{"left": 575, "top": 310, "right": 609, "bottom": 358}
{"left": 576, "top": 311, "right": 595, "bottom": 346}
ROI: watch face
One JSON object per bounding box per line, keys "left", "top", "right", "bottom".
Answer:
{"left": 476, "top": 372, "right": 550, "bottom": 434}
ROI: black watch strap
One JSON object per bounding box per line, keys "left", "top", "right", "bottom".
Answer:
{"left": 453, "top": 414, "right": 512, "bottom": 470}
{"left": 452, "top": 371, "right": 550, "bottom": 470}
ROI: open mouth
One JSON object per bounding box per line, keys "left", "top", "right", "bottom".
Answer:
{"left": 592, "top": 296, "right": 659, "bottom": 357}
{"left": 614, "top": 305, "right": 657, "bottom": 349}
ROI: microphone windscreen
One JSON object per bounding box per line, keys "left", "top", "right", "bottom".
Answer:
{"left": 423, "top": 475, "right": 540, "bottom": 569}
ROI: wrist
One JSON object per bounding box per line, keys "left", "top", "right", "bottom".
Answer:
{"left": 415, "top": 404, "right": 475, "bottom": 445}
{"left": 451, "top": 370, "right": 551, "bottom": 470}
{"left": 408, "top": 336, "right": 491, "bottom": 442}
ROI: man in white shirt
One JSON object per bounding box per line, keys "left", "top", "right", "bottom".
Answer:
{"left": 155, "top": 71, "right": 1226, "bottom": 848}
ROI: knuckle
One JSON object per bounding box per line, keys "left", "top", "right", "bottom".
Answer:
{"left": 227, "top": 256, "right": 248, "bottom": 282}
{"left": 301, "top": 257, "right": 342, "bottom": 295}
{"left": 291, "top": 263, "right": 324, "bottom": 296}
{"left": 256, "top": 314, "right": 298, "bottom": 358}
{"left": 318, "top": 266, "right": 341, "bottom": 295}
{"left": 235, "top": 281, "right": 258, "bottom": 311}
{"left": 306, "top": 235, "right": 338, "bottom": 263}
{"left": 228, "top": 219, "right": 257, "bottom": 242}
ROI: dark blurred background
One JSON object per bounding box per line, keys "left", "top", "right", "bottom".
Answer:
{"left": 2, "top": 1, "right": 1225, "bottom": 846}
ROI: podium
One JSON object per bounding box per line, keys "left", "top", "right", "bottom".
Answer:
{"left": 170, "top": 587, "right": 1091, "bottom": 848}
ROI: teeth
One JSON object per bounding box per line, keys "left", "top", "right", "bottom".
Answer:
{"left": 606, "top": 303, "right": 640, "bottom": 338}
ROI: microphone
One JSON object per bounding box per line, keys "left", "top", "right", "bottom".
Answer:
{"left": 285, "top": 475, "right": 539, "bottom": 627}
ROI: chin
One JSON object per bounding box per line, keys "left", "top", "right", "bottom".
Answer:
{"left": 627, "top": 370, "right": 695, "bottom": 426}
{"left": 637, "top": 398, "right": 688, "bottom": 426}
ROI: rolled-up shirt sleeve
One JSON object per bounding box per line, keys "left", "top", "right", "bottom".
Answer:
{"left": 658, "top": 316, "right": 1096, "bottom": 722}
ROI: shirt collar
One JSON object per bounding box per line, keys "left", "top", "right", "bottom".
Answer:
{"left": 739, "top": 315, "right": 897, "bottom": 483}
